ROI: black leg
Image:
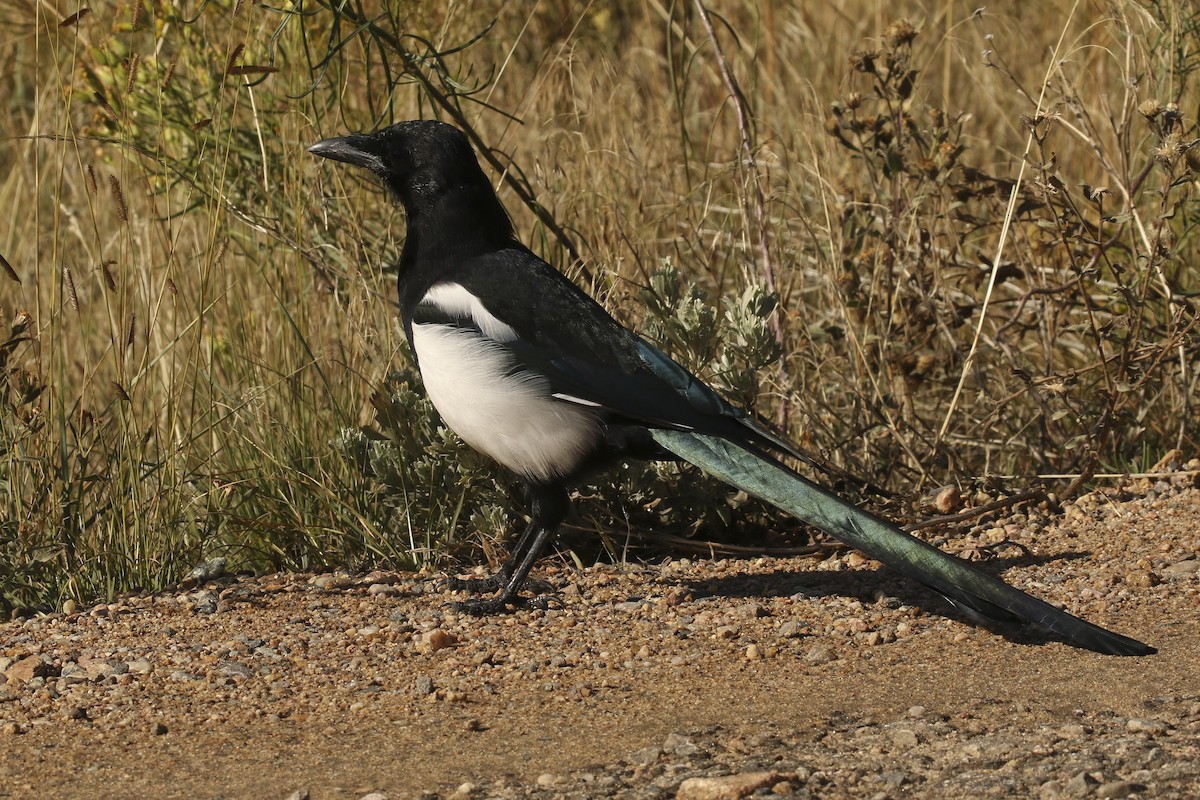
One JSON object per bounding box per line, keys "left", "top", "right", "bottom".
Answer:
{"left": 443, "top": 518, "right": 539, "bottom": 592}
{"left": 449, "top": 483, "right": 568, "bottom": 614}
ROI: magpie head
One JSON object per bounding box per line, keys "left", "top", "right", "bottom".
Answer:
{"left": 309, "top": 120, "right": 483, "bottom": 209}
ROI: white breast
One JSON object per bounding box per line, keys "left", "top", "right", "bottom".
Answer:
{"left": 411, "top": 323, "right": 604, "bottom": 482}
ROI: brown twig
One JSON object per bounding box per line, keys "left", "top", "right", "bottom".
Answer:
{"left": 904, "top": 489, "right": 1046, "bottom": 532}
{"left": 692, "top": 0, "right": 791, "bottom": 428}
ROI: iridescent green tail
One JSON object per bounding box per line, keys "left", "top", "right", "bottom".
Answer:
{"left": 651, "top": 429, "right": 1154, "bottom": 657}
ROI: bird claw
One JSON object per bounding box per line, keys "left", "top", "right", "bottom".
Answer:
{"left": 446, "top": 594, "right": 562, "bottom": 615}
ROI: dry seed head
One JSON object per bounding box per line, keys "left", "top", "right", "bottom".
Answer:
{"left": 1138, "top": 100, "right": 1162, "bottom": 120}
{"left": 12, "top": 310, "right": 32, "bottom": 332}
{"left": 166, "top": 278, "right": 178, "bottom": 296}
{"left": 101, "top": 260, "right": 117, "bottom": 291}
{"left": 109, "top": 175, "right": 128, "bottom": 221}
{"left": 845, "top": 92, "right": 862, "bottom": 111}
{"left": 1153, "top": 131, "right": 1185, "bottom": 168}
{"left": 850, "top": 50, "right": 878, "bottom": 74}
{"left": 884, "top": 19, "right": 918, "bottom": 48}
{"left": 62, "top": 265, "right": 79, "bottom": 311}
{"left": 85, "top": 164, "right": 98, "bottom": 195}
{"left": 112, "top": 381, "right": 131, "bottom": 403}
{"left": 125, "top": 311, "right": 136, "bottom": 351}
{"left": 59, "top": 7, "right": 91, "bottom": 28}
{"left": 94, "top": 91, "right": 118, "bottom": 121}
{"left": 125, "top": 52, "right": 141, "bottom": 96}
{"left": 214, "top": 236, "right": 229, "bottom": 265}
{"left": 226, "top": 43, "right": 245, "bottom": 76}
{"left": 161, "top": 55, "right": 177, "bottom": 91}
{"left": 131, "top": 0, "right": 144, "bottom": 30}
{"left": 234, "top": 0, "right": 245, "bottom": 17}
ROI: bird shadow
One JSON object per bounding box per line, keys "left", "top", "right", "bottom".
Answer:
{"left": 671, "top": 549, "right": 1097, "bottom": 648}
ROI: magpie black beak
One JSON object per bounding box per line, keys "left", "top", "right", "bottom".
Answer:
{"left": 308, "top": 134, "right": 385, "bottom": 173}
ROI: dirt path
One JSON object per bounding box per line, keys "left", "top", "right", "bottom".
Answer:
{"left": 3, "top": 484, "right": 1199, "bottom": 799}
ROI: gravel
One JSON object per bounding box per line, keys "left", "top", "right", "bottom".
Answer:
{"left": 2, "top": 479, "right": 1199, "bottom": 798}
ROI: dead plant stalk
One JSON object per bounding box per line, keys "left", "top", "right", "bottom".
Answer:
{"left": 693, "top": 0, "right": 791, "bottom": 428}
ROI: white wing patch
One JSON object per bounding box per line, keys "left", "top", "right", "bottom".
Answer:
{"left": 418, "top": 282, "right": 519, "bottom": 342}
{"left": 411, "top": 323, "right": 603, "bottom": 482}
{"left": 551, "top": 393, "right": 603, "bottom": 407}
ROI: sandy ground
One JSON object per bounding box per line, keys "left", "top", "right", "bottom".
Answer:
{"left": 2, "top": 481, "right": 1198, "bottom": 799}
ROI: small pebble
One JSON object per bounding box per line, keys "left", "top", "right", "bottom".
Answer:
{"left": 804, "top": 646, "right": 835, "bottom": 665}
{"left": 1162, "top": 559, "right": 1199, "bottom": 576}
{"left": 427, "top": 630, "right": 457, "bottom": 651}
{"left": 1096, "top": 781, "right": 1139, "bottom": 799}
{"left": 777, "top": 620, "right": 804, "bottom": 639}
{"left": 677, "top": 771, "right": 792, "bottom": 800}
{"left": 663, "top": 732, "right": 700, "bottom": 757}
{"left": 1064, "top": 771, "right": 1100, "bottom": 796}
{"left": 1126, "top": 718, "right": 1168, "bottom": 734}
{"left": 187, "top": 557, "right": 227, "bottom": 583}
{"left": 628, "top": 745, "right": 661, "bottom": 766}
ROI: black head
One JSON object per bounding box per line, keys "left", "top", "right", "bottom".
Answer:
{"left": 309, "top": 120, "right": 486, "bottom": 210}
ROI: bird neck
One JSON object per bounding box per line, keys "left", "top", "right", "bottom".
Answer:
{"left": 395, "top": 182, "right": 517, "bottom": 324}
{"left": 401, "top": 182, "right": 515, "bottom": 264}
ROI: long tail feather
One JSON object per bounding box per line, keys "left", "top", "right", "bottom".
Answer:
{"left": 651, "top": 429, "right": 1154, "bottom": 656}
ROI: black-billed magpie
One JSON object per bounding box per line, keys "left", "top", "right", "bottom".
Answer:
{"left": 309, "top": 120, "right": 1154, "bottom": 656}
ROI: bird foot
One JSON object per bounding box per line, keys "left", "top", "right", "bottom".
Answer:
{"left": 447, "top": 594, "right": 562, "bottom": 615}
{"left": 441, "top": 573, "right": 505, "bottom": 593}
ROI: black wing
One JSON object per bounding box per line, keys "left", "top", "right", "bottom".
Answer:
{"left": 436, "top": 247, "right": 799, "bottom": 456}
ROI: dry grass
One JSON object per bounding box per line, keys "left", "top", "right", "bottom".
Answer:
{"left": 1, "top": 0, "right": 1196, "bottom": 610}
